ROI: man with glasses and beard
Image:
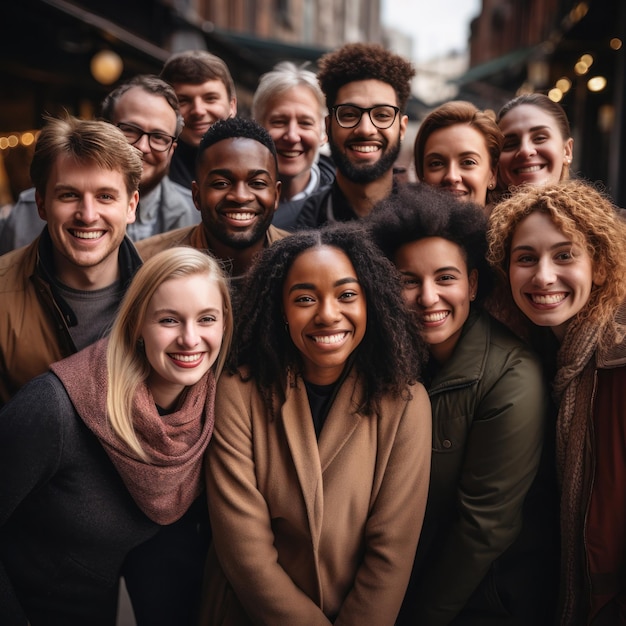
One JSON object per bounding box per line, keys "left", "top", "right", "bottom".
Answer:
{"left": 295, "top": 42, "right": 415, "bottom": 229}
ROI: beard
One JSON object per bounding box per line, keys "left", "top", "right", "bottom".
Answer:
{"left": 207, "top": 210, "right": 275, "bottom": 251}
{"left": 329, "top": 130, "right": 402, "bottom": 184}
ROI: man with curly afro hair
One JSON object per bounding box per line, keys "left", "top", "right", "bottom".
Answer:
{"left": 295, "top": 43, "right": 415, "bottom": 230}
{"left": 136, "top": 117, "right": 289, "bottom": 291}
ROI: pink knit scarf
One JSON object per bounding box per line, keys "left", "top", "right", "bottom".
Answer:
{"left": 51, "top": 338, "right": 215, "bottom": 524}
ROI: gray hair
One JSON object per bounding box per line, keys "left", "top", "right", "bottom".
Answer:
{"left": 252, "top": 61, "right": 326, "bottom": 123}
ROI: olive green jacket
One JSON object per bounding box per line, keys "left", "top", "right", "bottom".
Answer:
{"left": 401, "top": 309, "right": 555, "bottom": 625}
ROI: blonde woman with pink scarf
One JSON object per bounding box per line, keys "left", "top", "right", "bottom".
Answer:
{"left": 0, "top": 247, "right": 232, "bottom": 626}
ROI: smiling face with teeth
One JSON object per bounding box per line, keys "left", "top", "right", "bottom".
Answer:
{"left": 260, "top": 85, "right": 326, "bottom": 200}
{"left": 395, "top": 237, "right": 477, "bottom": 364}
{"left": 421, "top": 124, "right": 496, "bottom": 207}
{"left": 282, "top": 245, "right": 367, "bottom": 385}
{"left": 36, "top": 154, "right": 138, "bottom": 290}
{"left": 498, "top": 104, "right": 573, "bottom": 189}
{"left": 193, "top": 137, "right": 280, "bottom": 262}
{"left": 509, "top": 211, "right": 599, "bottom": 341}
{"left": 327, "top": 79, "right": 407, "bottom": 185}
{"left": 141, "top": 272, "right": 225, "bottom": 410}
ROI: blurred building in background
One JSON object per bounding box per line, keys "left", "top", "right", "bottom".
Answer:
{"left": 0, "top": 0, "right": 381, "bottom": 205}
{"left": 0, "top": 0, "right": 623, "bottom": 206}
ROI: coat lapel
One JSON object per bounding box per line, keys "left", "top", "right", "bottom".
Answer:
{"left": 279, "top": 368, "right": 364, "bottom": 546}
{"left": 317, "top": 368, "right": 363, "bottom": 473}
{"left": 280, "top": 374, "right": 325, "bottom": 545}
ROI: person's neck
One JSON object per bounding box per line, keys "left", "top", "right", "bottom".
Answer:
{"left": 139, "top": 176, "right": 163, "bottom": 198}
{"left": 335, "top": 171, "right": 394, "bottom": 218}
{"left": 204, "top": 231, "right": 266, "bottom": 278}
{"left": 52, "top": 248, "right": 120, "bottom": 291}
{"left": 179, "top": 136, "right": 199, "bottom": 151}
{"left": 280, "top": 171, "right": 311, "bottom": 201}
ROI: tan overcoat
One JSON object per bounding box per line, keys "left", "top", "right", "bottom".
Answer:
{"left": 202, "top": 367, "right": 432, "bottom": 625}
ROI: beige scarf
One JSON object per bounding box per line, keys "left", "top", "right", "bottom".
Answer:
{"left": 51, "top": 338, "right": 215, "bottom": 525}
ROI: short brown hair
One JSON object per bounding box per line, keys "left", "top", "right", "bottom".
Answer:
{"left": 30, "top": 114, "right": 142, "bottom": 198}
{"left": 160, "top": 50, "right": 236, "bottom": 102}
{"left": 99, "top": 74, "right": 184, "bottom": 137}
{"left": 414, "top": 101, "right": 503, "bottom": 180}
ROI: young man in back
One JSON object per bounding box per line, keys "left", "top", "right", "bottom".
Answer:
{"left": 160, "top": 50, "right": 237, "bottom": 189}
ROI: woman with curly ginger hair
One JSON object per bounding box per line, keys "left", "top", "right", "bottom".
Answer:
{"left": 369, "top": 183, "right": 557, "bottom": 626}
{"left": 201, "top": 223, "right": 432, "bottom": 625}
{"left": 487, "top": 180, "right": 626, "bottom": 626}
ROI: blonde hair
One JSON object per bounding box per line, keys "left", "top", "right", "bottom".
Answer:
{"left": 487, "top": 180, "right": 626, "bottom": 330}
{"left": 106, "top": 247, "right": 232, "bottom": 459}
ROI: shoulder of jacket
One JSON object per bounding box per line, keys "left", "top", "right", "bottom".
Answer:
{"left": 135, "top": 226, "right": 193, "bottom": 258}
{"left": 0, "top": 241, "right": 37, "bottom": 284}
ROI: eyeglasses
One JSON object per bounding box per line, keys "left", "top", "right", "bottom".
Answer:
{"left": 116, "top": 122, "right": 176, "bottom": 152}
{"left": 331, "top": 104, "right": 400, "bottom": 129}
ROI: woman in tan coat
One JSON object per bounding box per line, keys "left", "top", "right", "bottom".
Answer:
{"left": 202, "top": 224, "right": 432, "bottom": 625}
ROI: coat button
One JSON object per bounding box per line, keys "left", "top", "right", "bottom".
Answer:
{"left": 442, "top": 439, "right": 452, "bottom": 449}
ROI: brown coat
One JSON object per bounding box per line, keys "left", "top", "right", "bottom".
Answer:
{"left": 0, "top": 231, "right": 141, "bottom": 406}
{"left": 135, "top": 223, "right": 288, "bottom": 264}
{"left": 203, "top": 367, "right": 432, "bottom": 626}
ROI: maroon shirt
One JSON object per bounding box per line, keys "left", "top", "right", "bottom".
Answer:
{"left": 586, "top": 366, "right": 626, "bottom": 623}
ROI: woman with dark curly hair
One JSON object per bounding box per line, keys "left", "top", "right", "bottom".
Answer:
{"left": 368, "top": 183, "right": 558, "bottom": 625}
{"left": 200, "top": 223, "right": 432, "bottom": 625}
{"left": 487, "top": 180, "right": 626, "bottom": 626}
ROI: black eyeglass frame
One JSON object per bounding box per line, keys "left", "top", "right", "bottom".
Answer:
{"left": 330, "top": 104, "right": 401, "bottom": 129}
{"left": 116, "top": 122, "right": 177, "bottom": 152}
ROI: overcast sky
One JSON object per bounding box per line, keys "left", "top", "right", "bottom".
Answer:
{"left": 381, "top": 0, "right": 482, "bottom": 62}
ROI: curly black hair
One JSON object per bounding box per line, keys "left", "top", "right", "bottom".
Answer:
{"left": 317, "top": 42, "right": 415, "bottom": 111}
{"left": 229, "top": 222, "right": 426, "bottom": 416}
{"left": 197, "top": 117, "right": 277, "bottom": 166}
{"left": 366, "top": 183, "right": 494, "bottom": 304}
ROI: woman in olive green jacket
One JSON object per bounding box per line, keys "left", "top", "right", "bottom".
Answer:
{"left": 369, "top": 184, "right": 559, "bottom": 625}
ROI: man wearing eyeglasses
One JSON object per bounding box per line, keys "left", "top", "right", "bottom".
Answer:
{"left": 0, "top": 75, "right": 199, "bottom": 255}
{"left": 160, "top": 50, "right": 238, "bottom": 190}
{"left": 100, "top": 74, "right": 200, "bottom": 241}
{"left": 295, "top": 43, "right": 415, "bottom": 229}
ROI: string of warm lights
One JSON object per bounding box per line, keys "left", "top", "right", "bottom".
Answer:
{"left": 0, "top": 131, "right": 38, "bottom": 151}
{"left": 545, "top": 1, "right": 622, "bottom": 103}
{"left": 1, "top": 49, "right": 122, "bottom": 152}
{"left": 547, "top": 39, "right": 621, "bottom": 103}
